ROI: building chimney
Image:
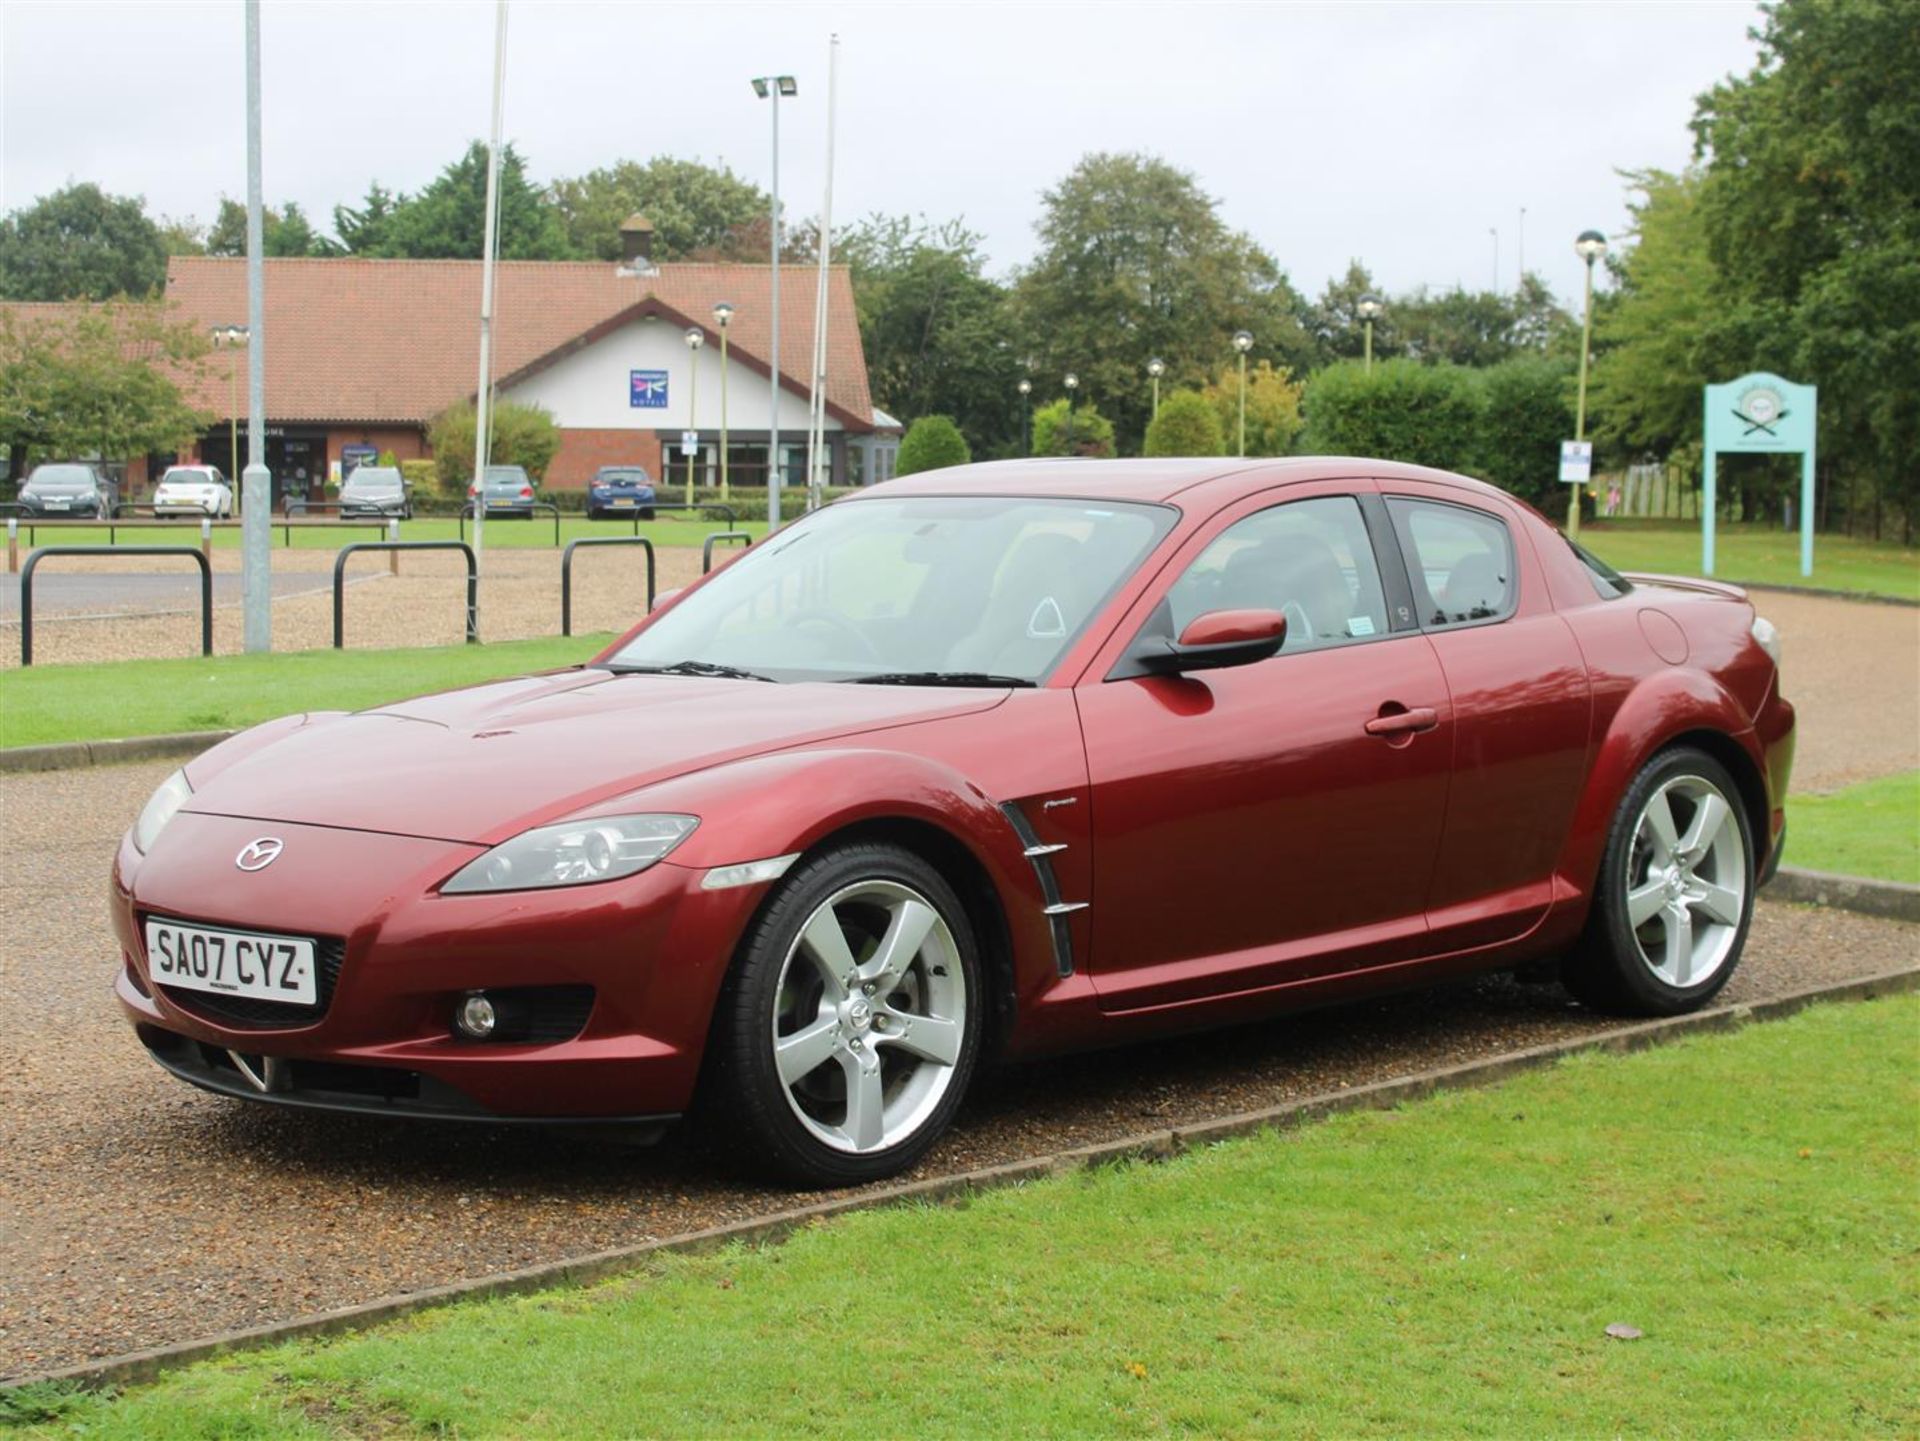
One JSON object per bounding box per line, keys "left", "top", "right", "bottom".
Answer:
{"left": 618, "top": 213, "right": 656, "bottom": 273}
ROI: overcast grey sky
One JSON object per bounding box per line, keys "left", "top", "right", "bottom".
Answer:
{"left": 2, "top": 1, "right": 1764, "bottom": 307}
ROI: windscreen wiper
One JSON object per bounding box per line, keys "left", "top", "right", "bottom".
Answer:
{"left": 604, "top": 660, "right": 776, "bottom": 683}
{"left": 846, "top": 671, "right": 1036, "bottom": 688}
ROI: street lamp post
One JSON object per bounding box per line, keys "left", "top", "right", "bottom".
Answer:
{"left": 1356, "top": 294, "right": 1382, "bottom": 372}
{"left": 1146, "top": 356, "right": 1165, "bottom": 420}
{"left": 751, "top": 74, "right": 797, "bottom": 530}
{"left": 1062, "top": 372, "right": 1079, "bottom": 454}
{"left": 1017, "top": 378, "right": 1032, "bottom": 457}
{"left": 211, "top": 325, "right": 249, "bottom": 484}
{"left": 684, "top": 326, "right": 703, "bottom": 506}
{"left": 1232, "top": 330, "right": 1253, "bottom": 457}
{"left": 713, "top": 301, "right": 733, "bottom": 503}
{"left": 1571, "top": 228, "right": 1609, "bottom": 540}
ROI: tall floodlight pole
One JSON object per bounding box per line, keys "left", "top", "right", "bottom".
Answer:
{"left": 240, "top": 0, "right": 270, "bottom": 652}
{"left": 1357, "top": 293, "right": 1382, "bottom": 372}
{"left": 805, "top": 38, "right": 839, "bottom": 513}
{"left": 470, "top": 0, "right": 509, "bottom": 627}
{"left": 1017, "top": 378, "right": 1032, "bottom": 456}
{"left": 714, "top": 302, "right": 734, "bottom": 503}
{"left": 1517, "top": 207, "right": 1527, "bottom": 288}
{"left": 1571, "top": 229, "right": 1609, "bottom": 541}
{"left": 684, "top": 326, "right": 703, "bottom": 506}
{"left": 1232, "top": 330, "right": 1253, "bottom": 457}
{"left": 752, "top": 74, "right": 797, "bottom": 529}
{"left": 1488, "top": 227, "right": 1500, "bottom": 292}
{"left": 1063, "top": 372, "right": 1079, "bottom": 453}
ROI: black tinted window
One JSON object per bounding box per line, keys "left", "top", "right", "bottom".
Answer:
{"left": 1388, "top": 498, "right": 1517, "bottom": 627}
{"left": 1567, "top": 537, "right": 1632, "bottom": 599}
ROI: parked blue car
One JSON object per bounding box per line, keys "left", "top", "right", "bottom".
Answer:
{"left": 588, "top": 466, "right": 656, "bottom": 520}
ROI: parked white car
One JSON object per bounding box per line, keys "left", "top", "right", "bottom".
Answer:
{"left": 152, "top": 465, "right": 234, "bottom": 518}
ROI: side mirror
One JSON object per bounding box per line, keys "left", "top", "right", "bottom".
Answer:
{"left": 1135, "top": 608, "right": 1287, "bottom": 675}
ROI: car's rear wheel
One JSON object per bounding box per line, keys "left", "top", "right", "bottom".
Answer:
{"left": 1564, "top": 746, "right": 1754, "bottom": 1016}
{"left": 705, "top": 842, "right": 982, "bottom": 1186}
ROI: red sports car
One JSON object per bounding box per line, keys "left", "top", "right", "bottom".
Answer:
{"left": 112, "top": 459, "right": 1795, "bottom": 1185}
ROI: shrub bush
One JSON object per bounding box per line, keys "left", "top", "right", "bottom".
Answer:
{"left": 427, "top": 398, "right": 561, "bottom": 495}
{"left": 1477, "top": 356, "right": 1577, "bottom": 509}
{"left": 1032, "top": 397, "right": 1116, "bottom": 457}
{"left": 894, "top": 415, "right": 971, "bottom": 475}
{"left": 1143, "top": 390, "right": 1225, "bottom": 456}
{"left": 1301, "top": 359, "right": 1483, "bottom": 472}
{"left": 1200, "top": 360, "right": 1305, "bottom": 456}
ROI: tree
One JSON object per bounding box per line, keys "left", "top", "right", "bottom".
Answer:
{"left": 1477, "top": 356, "right": 1577, "bottom": 508}
{"left": 1301, "top": 360, "right": 1483, "bottom": 473}
{"left": 0, "top": 184, "right": 168, "bottom": 300}
{"left": 377, "top": 143, "right": 574, "bottom": 260}
{"left": 1198, "top": 360, "right": 1305, "bottom": 456}
{"left": 1142, "top": 391, "right": 1224, "bottom": 457}
{"left": 1031, "top": 396, "right": 1115, "bottom": 457}
{"left": 0, "top": 301, "right": 209, "bottom": 468}
{"left": 333, "top": 183, "right": 400, "bottom": 255}
{"left": 549, "top": 158, "right": 770, "bottom": 261}
{"left": 1393, "top": 286, "right": 1530, "bottom": 368}
{"left": 839, "top": 214, "right": 1022, "bottom": 455}
{"left": 1689, "top": 0, "right": 1920, "bottom": 537}
{"left": 1013, "top": 153, "right": 1313, "bottom": 453}
{"left": 894, "top": 415, "right": 972, "bottom": 474}
{"left": 205, "top": 198, "right": 341, "bottom": 258}
{"left": 427, "top": 398, "right": 561, "bottom": 495}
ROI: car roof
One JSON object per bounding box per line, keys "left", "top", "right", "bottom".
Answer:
{"left": 866, "top": 456, "right": 1513, "bottom": 509}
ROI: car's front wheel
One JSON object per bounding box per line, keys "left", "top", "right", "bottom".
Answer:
{"left": 1564, "top": 746, "right": 1754, "bottom": 1016}
{"left": 706, "top": 841, "right": 983, "bottom": 1186}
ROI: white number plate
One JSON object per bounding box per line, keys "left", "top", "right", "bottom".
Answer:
{"left": 144, "top": 920, "right": 317, "bottom": 1005}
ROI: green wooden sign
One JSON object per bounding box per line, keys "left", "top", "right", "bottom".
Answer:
{"left": 1702, "top": 372, "right": 1817, "bottom": 577}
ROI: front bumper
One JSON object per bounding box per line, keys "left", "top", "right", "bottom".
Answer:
{"left": 113, "top": 812, "right": 767, "bottom": 1122}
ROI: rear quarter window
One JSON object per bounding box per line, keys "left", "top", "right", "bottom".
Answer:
{"left": 1387, "top": 497, "right": 1518, "bottom": 627}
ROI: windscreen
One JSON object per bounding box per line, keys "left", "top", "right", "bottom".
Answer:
{"left": 597, "top": 469, "right": 650, "bottom": 485}
{"left": 27, "top": 465, "right": 94, "bottom": 491}
{"left": 347, "top": 468, "right": 403, "bottom": 492}
{"left": 604, "top": 496, "right": 1173, "bottom": 684}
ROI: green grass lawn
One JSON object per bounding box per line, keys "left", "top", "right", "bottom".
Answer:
{"left": 1791, "top": 771, "right": 1920, "bottom": 885}
{"left": 1580, "top": 519, "right": 1919, "bottom": 601}
{"left": 9, "top": 995, "right": 1914, "bottom": 1438}
{"left": 0, "top": 635, "right": 613, "bottom": 749}
{"left": 6, "top": 512, "right": 768, "bottom": 552}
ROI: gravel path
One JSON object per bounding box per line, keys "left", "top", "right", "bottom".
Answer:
{"left": 1751, "top": 591, "right": 1918, "bottom": 790}
{"left": 1, "top": 758, "right": 1915, "bottom": 1379}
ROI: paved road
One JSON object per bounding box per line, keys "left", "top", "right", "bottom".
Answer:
{"left": 0, "top": 570, "right": 354, "bottom": 620}
{"left": 1, "top": 758, "right": 1914, "bottom": 1379}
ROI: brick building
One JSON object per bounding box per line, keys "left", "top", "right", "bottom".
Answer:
{"left": 159, "top": 226, "right": 894, "bottom": 504}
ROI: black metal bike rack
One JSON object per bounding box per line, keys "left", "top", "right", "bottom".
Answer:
{"left": 333, "top": 540, "right": 477, "bottom": 649}
{"left": 458, "top": 501, "right": 561, "bottom": 548}
{"left": 702, "top": 531, "right": 753, "bottom": 573}
{"left": 19, "top": 545, "right": 212, "bottom": 667}
{"left": 560, "top": 536, "right": 656, "bottom": 637}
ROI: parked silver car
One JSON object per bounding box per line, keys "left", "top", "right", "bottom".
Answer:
{"left": 339, "top": 465, "right": 412, "bottom": 519}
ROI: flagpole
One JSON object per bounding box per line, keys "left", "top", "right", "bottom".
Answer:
{"left": 470, "top": 0, "right": 508, "bottom": 636}
{"left": 805, "top": 34, "right": 838, "bottom": 511}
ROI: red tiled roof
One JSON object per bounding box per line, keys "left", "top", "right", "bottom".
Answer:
{"left": 161, "top": 256, "right": 875, "bottom": 431}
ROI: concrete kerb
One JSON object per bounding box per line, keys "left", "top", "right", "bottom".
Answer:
{"left": 1739, "top": 580, "right": 1918, "bottom": 608}
{"left": 1764, "top": 867, "right": 1920, "bottom": 923}
{"left": 9, "top": 963, "right": 1915, "bottom": 1397}
{"left": 0, "top": 730, "right": 234, "bottom": 774}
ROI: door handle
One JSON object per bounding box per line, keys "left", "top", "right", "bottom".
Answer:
{"left": 1364, "top": 706, "right": 1439, "bottom": 737}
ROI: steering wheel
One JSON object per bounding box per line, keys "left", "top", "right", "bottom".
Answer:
{"left": 789, "top": 608, "right": 882, "bottom": 663}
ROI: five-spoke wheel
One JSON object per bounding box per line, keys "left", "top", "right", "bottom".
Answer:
{"left": 1565, "top": 746, "right": 1756, "bottom": 1015}
{"left": 707, "top": 843, "right": 981, "bottom": 1185}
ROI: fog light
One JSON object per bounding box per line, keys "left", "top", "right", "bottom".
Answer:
{"left": 456, "top": 992, "right": 497, "bottom": 1039}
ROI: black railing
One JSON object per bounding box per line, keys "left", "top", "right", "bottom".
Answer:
{"left": 702, "top": 531, "right": 753, "bottom": 574}
{"left": 333, "top": 541, "right": 476, "bottom": 649}
{"left": 637, "top": 500, "right": 739, "bottom": 528}
{"left": 560, "top": 537, "right": 656, "bottom": 637}
{"left": 458, "top": 500, "right": 562, "bottom": 547}
{"left": 19, "top": 545, "right": 212, "bottom": 666}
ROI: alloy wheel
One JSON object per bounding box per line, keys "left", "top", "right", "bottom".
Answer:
{"left": 1623, "top": 773, "right": 1748, "bottom": 987}
{"left": 771, "top": 879, "right": 967, "bottom": 1154}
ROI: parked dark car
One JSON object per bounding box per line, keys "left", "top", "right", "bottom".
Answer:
{"left": 339, "top": 466, "right": 412, "bottom": 519}
{"left": 17, "top": 462, "right": 116, "bottom": 518}
{"left": 467, "top": 465, "right": 536, "bottom": 519}
{"left": 588, "top": 466, "right": 657, "bottom": 520}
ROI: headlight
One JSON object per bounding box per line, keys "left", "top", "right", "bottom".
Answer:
{"left": 442, "top": 813, "right": 698, "bottom": 894}
{"left": 1751, "top": 615, "right": 1781, "bottom": 666}
{"left": 133, "top": 768, "right": 193, "bottom": 853}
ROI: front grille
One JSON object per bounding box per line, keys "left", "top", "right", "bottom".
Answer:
{"left": 140, "top": 912, "right": 346, "bottom": 1030}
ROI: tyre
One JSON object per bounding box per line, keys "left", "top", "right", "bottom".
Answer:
{"left": 1563, "top": 745, "right": 1754, "bottom": 1016}
{"left": 704, "top": 841, "right": 983, "bottom": 1186}
{"left": 640, "top": 507, "right": 656, "bottom": 522}
{"left": 587, "top": 507, "right": 603, "bottom": 521}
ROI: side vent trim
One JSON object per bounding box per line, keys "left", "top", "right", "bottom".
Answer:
{"left": 999, "top": 801, "right": 1081, "bottom": 977}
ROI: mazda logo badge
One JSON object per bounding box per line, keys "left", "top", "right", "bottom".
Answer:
{"left": 235, "top": 837, "right": 284, "bottom": 872}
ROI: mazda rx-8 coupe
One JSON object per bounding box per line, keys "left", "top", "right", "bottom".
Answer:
{"left": 112, "top": 457, "right": 1794, "bottom": 1185}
